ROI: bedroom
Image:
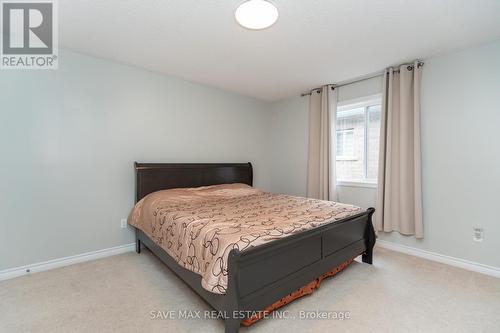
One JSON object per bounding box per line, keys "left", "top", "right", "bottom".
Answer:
{"left": 0, "top": 1, "right": 499, "bottom": 332}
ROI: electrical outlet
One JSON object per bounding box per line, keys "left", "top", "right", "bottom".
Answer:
{"left": 473, "top": 227, "right": 483, "bottom": 242}
{"left": 120, "top": 218, "right": 128, "bottom": 229}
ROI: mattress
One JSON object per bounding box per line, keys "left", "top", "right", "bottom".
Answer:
{"left": 128, "top": 183, "right": 362, "bottom": 294}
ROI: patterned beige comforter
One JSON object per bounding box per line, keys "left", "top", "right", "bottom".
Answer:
{"left": 128, "top": 183, "right": 362, "bottom": 294}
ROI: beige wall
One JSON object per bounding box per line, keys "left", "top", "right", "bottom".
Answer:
{"left": 2, "top": 41, "right": 500, "bottom": 272}
{"left": 268, "top": 40, "right": 500, "bottom": 268}
{"left": 268, "top": 96, "right": 309, "bottom": 197}
{"left": 0, "top": 50, "right": 272, "bottom": 270}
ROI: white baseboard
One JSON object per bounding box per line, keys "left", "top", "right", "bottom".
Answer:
{"left": 376, "top": 239, "right": 500, "bottom": 278}
{"left": 2, "top": 240, "right": 498, "bottom": 282}
{"left": 0, "top": 243, "right": 135, "bottom": 282}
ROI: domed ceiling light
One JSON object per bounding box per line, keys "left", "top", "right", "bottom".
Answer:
{"left": 235, "top": 0, "right": 279, "bottom": 30}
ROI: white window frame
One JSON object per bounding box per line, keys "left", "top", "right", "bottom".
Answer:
{"left": 336, "top": 94, "right": 381, "bottom": 188}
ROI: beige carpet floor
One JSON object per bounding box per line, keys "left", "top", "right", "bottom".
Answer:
{"left": 1, "top": 247, "right": 499, "bottom": 333}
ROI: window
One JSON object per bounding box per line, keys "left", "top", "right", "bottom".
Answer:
{"left": 336, "top": 129, "right": 354, "bottom": 159}
{"left": 335, "top": 95, "right": 381, "bottom": 185}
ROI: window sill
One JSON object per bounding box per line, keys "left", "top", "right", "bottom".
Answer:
{"left": 337, "top": 181, "right": 378, "bottom": 189}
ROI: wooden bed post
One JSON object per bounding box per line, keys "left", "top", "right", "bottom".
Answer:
{"left": 224, "top": 249, "right": 241, "bottom": 333}
{"left": 135, "top": 229, "right": 141, "bottom": 254}
{"left": 362, "top": 207, "right": 376, "bottom": 264}
{"left": 134, "top": 161, "right": 141, "bottom": 254}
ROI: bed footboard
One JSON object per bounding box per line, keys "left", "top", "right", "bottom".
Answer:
{"left": 223, "top": 207, "right": 375, "bottom": 332}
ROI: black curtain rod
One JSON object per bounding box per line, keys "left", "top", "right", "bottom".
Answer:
{"left": 301, "top": 61, "right": 424, "bottom": 97}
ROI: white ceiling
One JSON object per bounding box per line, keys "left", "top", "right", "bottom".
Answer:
{"left": 60, "top": 0, "right": 500, "bottom": 101}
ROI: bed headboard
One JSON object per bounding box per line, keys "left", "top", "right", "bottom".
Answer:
{"left": 134, "top": 162, "right": 253, "bottom": 202}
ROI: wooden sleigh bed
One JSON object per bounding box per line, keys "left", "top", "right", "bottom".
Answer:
{"left": 132, "top": 162, "right": 376, "bottom": 333}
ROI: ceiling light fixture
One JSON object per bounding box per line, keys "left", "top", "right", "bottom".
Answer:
{"left": 235, "top": 0, "right": 279, "bottom": 30}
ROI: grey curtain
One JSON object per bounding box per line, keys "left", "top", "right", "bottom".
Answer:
{"left": 376, "top": 61, "right": 424, "bottom": 238}
{"left": 307, "top": 85, "right": 338, "bottom": 201}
